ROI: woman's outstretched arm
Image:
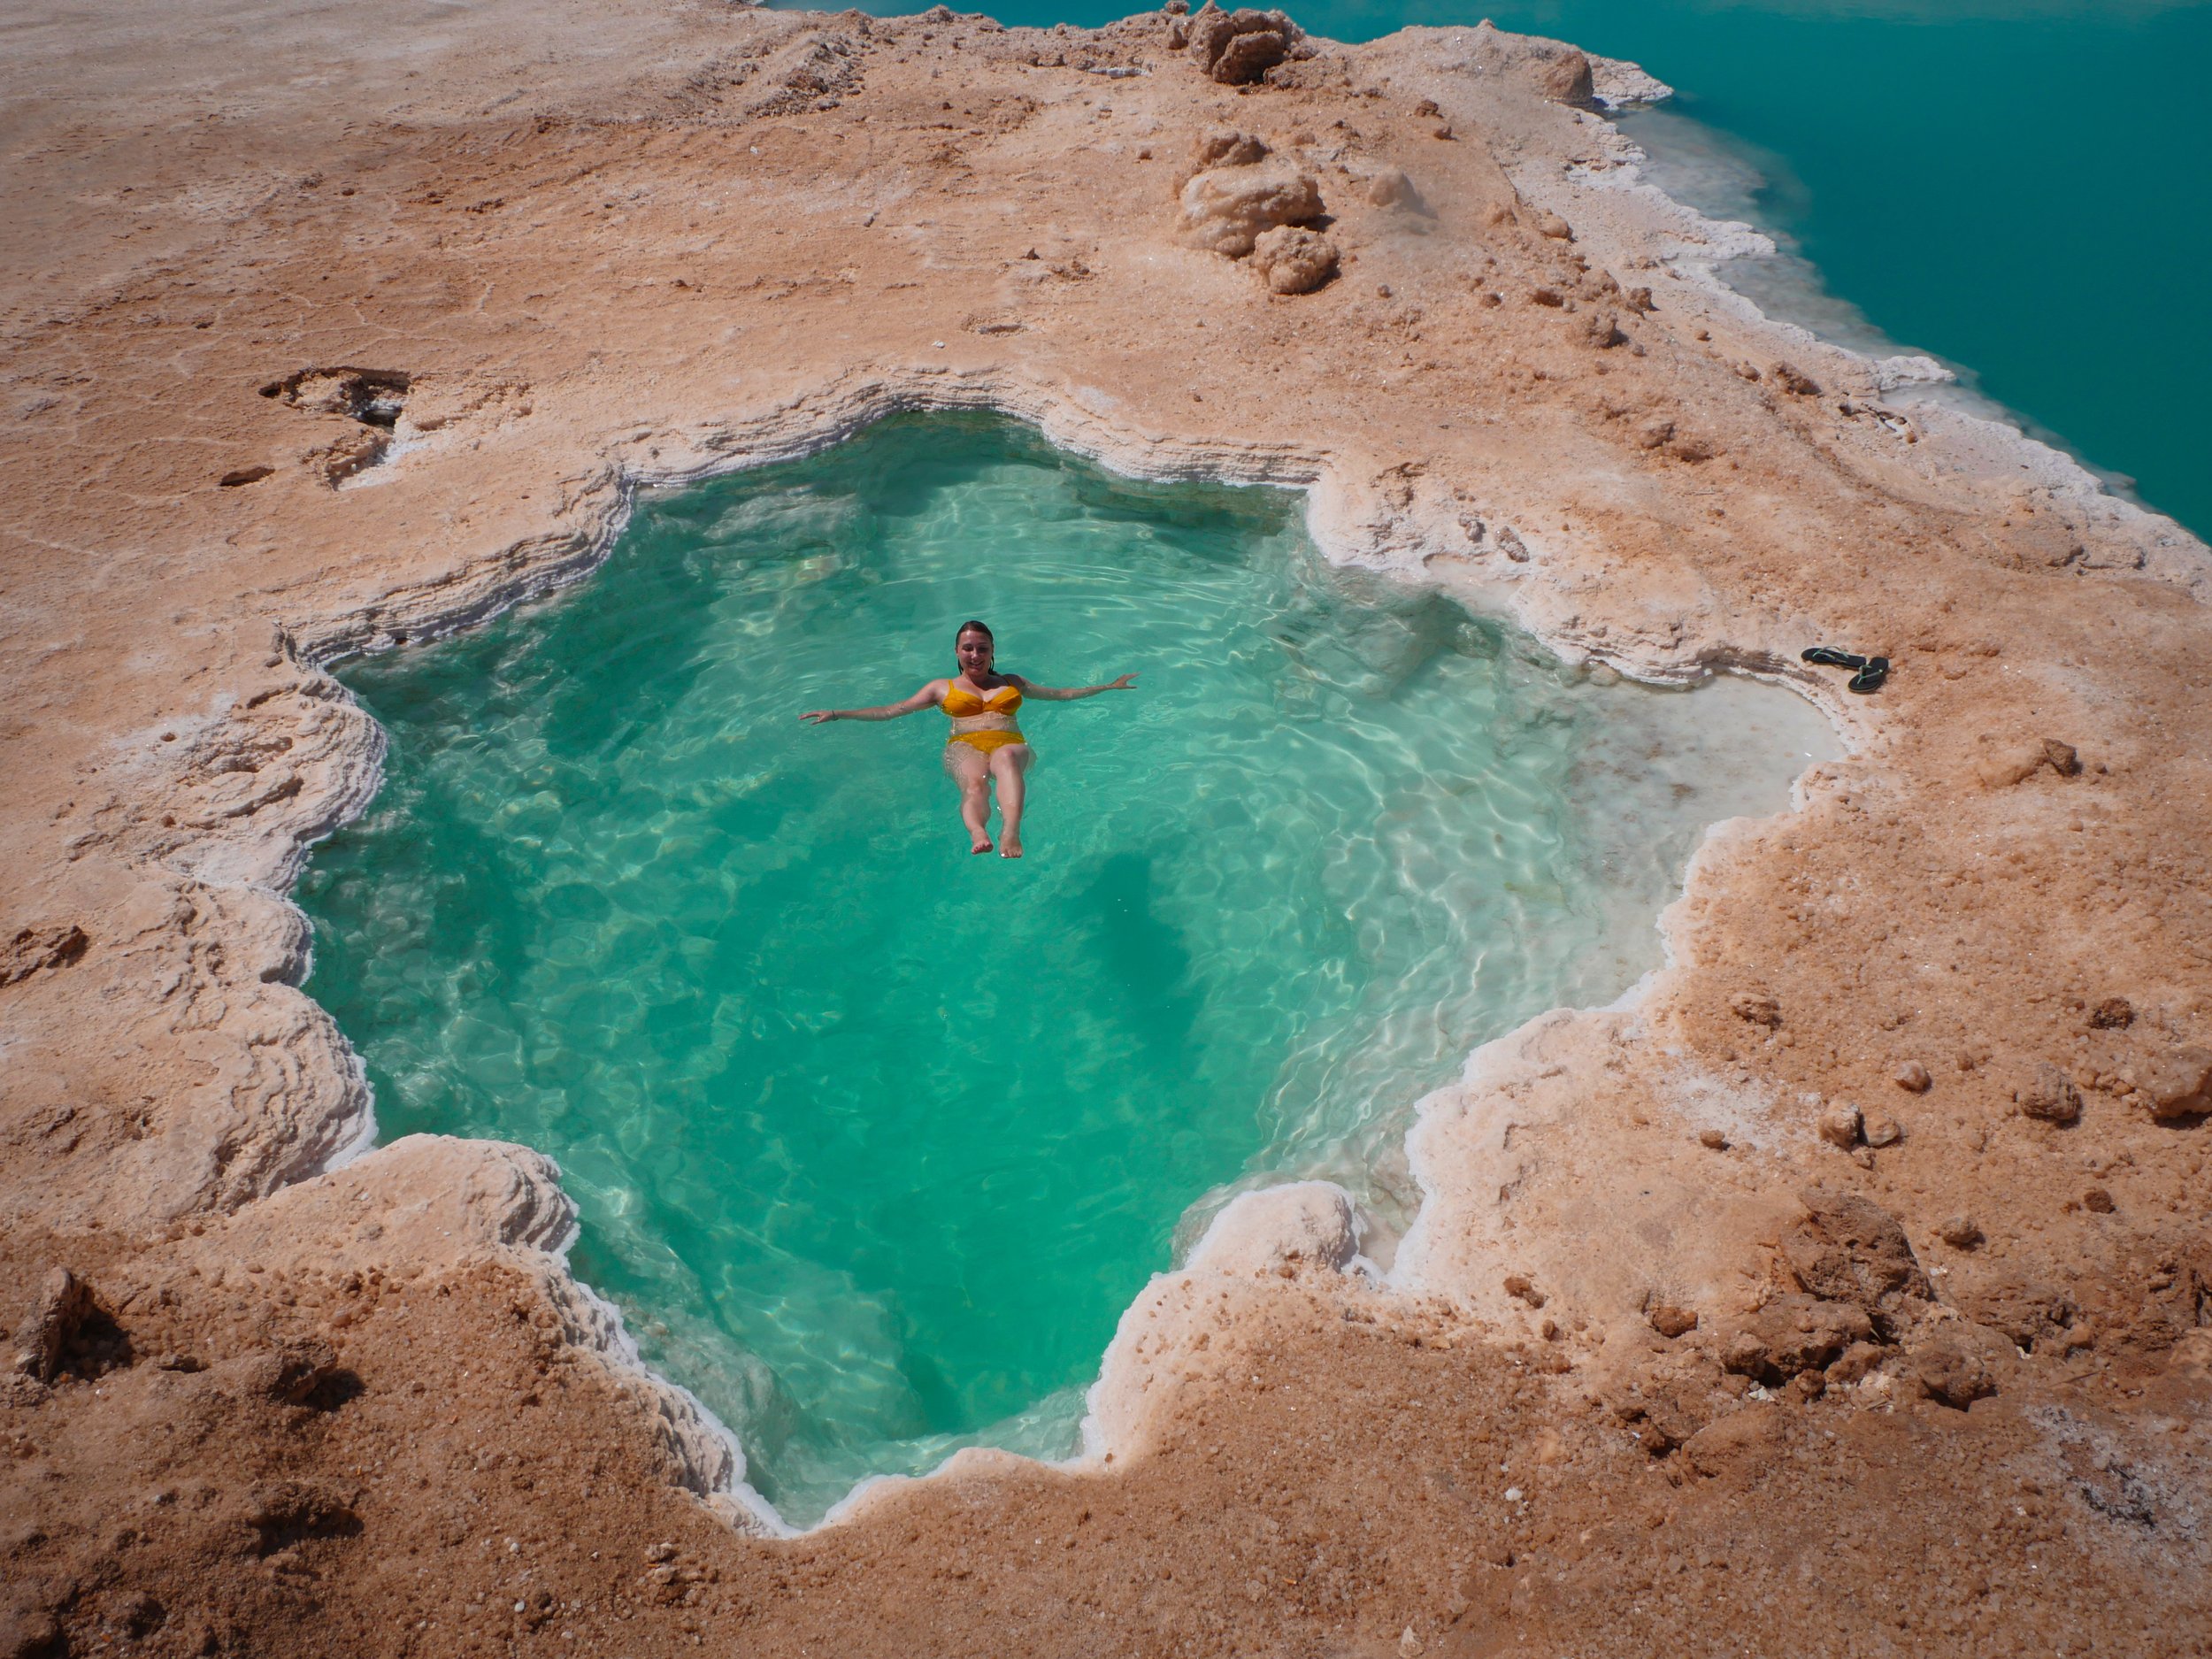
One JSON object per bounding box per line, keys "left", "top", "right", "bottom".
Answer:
{"left": 800, "top": 681, "right": 945, "bottom": 725}
{"left": 1010, "top": 672, "right": 1137, "bottom": 702}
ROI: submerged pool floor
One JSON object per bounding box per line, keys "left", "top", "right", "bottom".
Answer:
{"left": 299, "top": 413, "right": 1832, "bottom": 1524}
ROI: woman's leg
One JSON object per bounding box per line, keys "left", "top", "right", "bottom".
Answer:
{"left": 988, "top": 745, "right": 1031, "bottom": 858}
{"left": 945, "top": 744, "right": 994, "bottom": 852}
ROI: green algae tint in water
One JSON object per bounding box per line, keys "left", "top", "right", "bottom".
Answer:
{"left": 298, "top": 415, "right": 1832, "bottom": 1524}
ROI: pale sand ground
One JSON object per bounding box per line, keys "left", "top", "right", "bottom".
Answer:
{"left": 4, "top": 3, "right": 2211, "bottom": 1654}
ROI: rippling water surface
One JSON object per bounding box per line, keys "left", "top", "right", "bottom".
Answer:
{"left": 299, "top": 414, "right": 1832, "bottom": 1523}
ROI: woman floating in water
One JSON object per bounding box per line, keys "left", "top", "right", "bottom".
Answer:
{"left": 801, "top": 619, "right": 1136, "bottom": 858}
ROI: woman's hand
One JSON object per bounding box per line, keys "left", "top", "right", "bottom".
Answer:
{"left": 1105, "top": 673, "right": 1138, "bottom": 691}
{"left": 799, "top": 710, "right": 839, "bottom": 725}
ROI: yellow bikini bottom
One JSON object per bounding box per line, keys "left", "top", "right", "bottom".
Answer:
{"left": 947, "top": 728, "right": 1027, "bottom": 757}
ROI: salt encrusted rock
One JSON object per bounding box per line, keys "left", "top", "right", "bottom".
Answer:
{"left": 12, "top": 1268, "right": 93, "bottom": 1382}
{"left": 1720, "top": 1294, "right": 1873, "bottom": 1382}
{"left": 236, "top": 1336, "right": 342, "bottom": 1406}
{"left": 2134, "top": 1047, "right": 2212, "bottom": 1119}
{"left": 1210, "top": 16, "right": 1298, "bottom": 87}
{"left": 2089, "top": 996, "right": 2135, "bottom": 1030}
{"left": 1770, "top": 362, "right": 1821, "bottom": 397}
{"left": 1721, "top": 1331, "right": 1767, "bottom": 1376}
{"left": 1583, "top": 310, "right": 1624, "bottom": 349}
{"left": 314, "top": 426, "right": 389, "bottom": 485}
{"left": 1364, "top": 165, "right": 1413, "bottom": 208}
{"left": 1816, "top": 1102, "right": 1863, "bottom": 1148}
{"left": 1894, "top": 1061, "right": 1932, "bottom": 1093}
{"left": 1183, "top": 4, "right": 1238, "bottom": 66}
{"left": 1588, "top": 53, "right": 1675, "bottom": 109}
{"left": 1975, "top": 743, "right": 2042, "bottom": 788}
{"left": 1250, "top": 224, "right": 1338, "bottom": 294}
{"left": 1976, "top": 738, "right": 2080, "bottom": 789}
{"left": 1956, "top": 1273, "right": 2080, "bottom": 1356}
{"left": 1609, "top": 1382, "right": 1704, "bottom": 1454}
{"left": 1645, "top": 1296, "right": 1698, "bottom": 1340}
{"left": 1912, "top": 1340, "right": 1993, "bottom": 1409}
{"left": 1863, "top": 1114, "right": 1903, "bottom": 1148}
{"left": 1937, "top": 1214, "right": 1984, "bottom": 1249}
{"left": 1502, "top": 1273, "right": 1546, "bottom": 1309}
{"left": 1178, "top": 160, "right": 1323, "bottom": 256}
{"left": 1183, "top": 3, "right": 1305, "bottom": 86}
{"left": 1187, "top": 1180, "right": 1359, "bottom": 1276}
{"left": 1192, "top": 127, "right": 1268, "bottom": 170}
{"left": 2013, "top": 1061, "right": 2083, "bottom": 1124}
{"left": 1782, "top": 1189, "right": 1931, "bottom": 1333}
{"left": 1533, "top": 47, "right": 1594, "bottom": 106}
{"left": 1825, "top": 1340, "right": 1888, "bottom": 1385}
{"left": 0, "top": 923, "right": 89, "bottom": 987}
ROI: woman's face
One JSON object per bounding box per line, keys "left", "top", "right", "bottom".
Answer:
{"left": 956, "top": 631, "right": 995, "bottom": 678}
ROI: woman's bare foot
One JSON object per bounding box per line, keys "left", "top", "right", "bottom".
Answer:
{"left": 971, "top": 833, "right": 994, "bottom": 855}
{"left": 999, "top": 832, "right": 1024, "bottom": 858}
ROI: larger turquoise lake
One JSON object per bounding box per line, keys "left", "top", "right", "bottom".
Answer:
{"left": 299, "top": 414, "right": 1831, "bottom": 1524}
{"left": 791, "top": 0, "right": 2212, "bottom": 540}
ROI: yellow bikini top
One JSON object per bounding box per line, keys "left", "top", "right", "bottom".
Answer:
{"left": 942, "top": 680, "right": 1022, "bottom": 718}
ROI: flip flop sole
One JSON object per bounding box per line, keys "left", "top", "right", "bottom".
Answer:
{"left": 1847, "top": 657, "right": 1890, "bottom": 694}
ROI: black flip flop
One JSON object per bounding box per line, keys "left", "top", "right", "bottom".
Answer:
{"left": 1847, "top": 657, "right": 1889, "bottom": 694}
{"left": 1801, "top": 646, "right": 1868, "bottom": 670}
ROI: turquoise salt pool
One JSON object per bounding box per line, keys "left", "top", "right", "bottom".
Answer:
{"left": 298, "top": 414, "right": 1832, "bottom": 1525}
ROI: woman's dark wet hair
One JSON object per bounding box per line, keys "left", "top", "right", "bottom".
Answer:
{"left": 956, "top": 619, "right": 995, "bottom": 646}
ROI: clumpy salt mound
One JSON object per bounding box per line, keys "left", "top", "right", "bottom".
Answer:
{"left": 1178, "top": 160, "right": 1322, "bottom": 256}
{"left": 1251, "top": 225, "right": 1339, "bottom": 294}
{"left": 1173, "top": 3, "right": 1310, "bottom": 87}
{"left": 1187, "top": 1182, "right": 1361, "bottom": 1277}
{"left": 1363, "top": 165, "right": 1416, "bottom": 209}
{"left": 1173, "top": 128, "right": 1334, "bottom": 290}
{"left": 1190, "top": 127, "right": 1270, "bottom": 171}
{"left": 1175, "top": 127, "right": 1326, "bottom": 272}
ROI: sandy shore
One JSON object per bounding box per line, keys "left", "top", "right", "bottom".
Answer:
{"left": 4, "top": 1, "right": 2211, "bottom": 1652}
